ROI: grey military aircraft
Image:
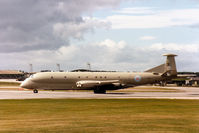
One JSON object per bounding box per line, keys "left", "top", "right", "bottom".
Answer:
{"left": 20, "top": 54, "right": 177, "bottom": 94}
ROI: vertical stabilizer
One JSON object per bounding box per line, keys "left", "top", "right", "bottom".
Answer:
{"left": 163, "top": 54, "right": 177, "bottom": 77}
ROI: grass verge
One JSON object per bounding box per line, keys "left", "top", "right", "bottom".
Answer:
{"left": 0, "top": 99, "right": 199, "bottom": 133}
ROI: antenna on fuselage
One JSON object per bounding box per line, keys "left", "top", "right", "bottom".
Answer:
{"left": 57, "top": 64, "right": 60, "bottom": 72}
{"left": 29, "top": 64, "right": 33, "bottom": 73}
{"left": 87, "top": 62, "right": 91, "bottom": 70}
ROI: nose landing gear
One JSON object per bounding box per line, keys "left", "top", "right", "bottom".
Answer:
{"left": 33, "top": 89, "right": 38, "bottom": 93}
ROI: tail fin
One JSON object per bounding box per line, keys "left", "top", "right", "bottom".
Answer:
{"left": 163, "top": 54, "right": 177, "bottom": 77}
{"left": 145, "top": 54, "right": 177, "bottom": 77}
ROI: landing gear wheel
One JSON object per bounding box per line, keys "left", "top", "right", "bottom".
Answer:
{"left": 33, "top": 89, "right": 38, "bottom": 93}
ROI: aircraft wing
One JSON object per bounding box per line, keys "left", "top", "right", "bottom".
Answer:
{"left": 76, "top": 80, "right": 119, "bottom": 88}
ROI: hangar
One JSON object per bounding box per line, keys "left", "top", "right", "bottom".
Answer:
{"left": 171, "top": 72, "right": 199, "bottom": 86}
{"left": 0, "top": 70, "right": 26, "bottom": 80}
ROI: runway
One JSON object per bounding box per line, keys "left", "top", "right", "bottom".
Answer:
{"left": 0, "top": 87, "right": 199, "bottom": 99}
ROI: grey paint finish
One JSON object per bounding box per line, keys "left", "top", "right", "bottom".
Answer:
{"left": 20, "top": 54, "right": 177, "bottom": 93}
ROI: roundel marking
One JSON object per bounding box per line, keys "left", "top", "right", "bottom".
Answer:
{"left": 134, "top": 75, "right": 142, "bottom": 82}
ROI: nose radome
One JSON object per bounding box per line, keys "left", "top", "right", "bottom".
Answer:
{"left": 20, "top": 79, "right": 31, "bottom": 89}
{"left": 20, "top": 81, "right": 28, "bottom": 88}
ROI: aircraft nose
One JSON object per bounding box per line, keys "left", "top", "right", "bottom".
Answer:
{"left": 20, "top": 79, "right": 32, "bottom": 89}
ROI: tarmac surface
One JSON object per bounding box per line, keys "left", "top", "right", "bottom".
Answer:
{"left": 0, "top": 86, "right": 199, "bottom": 99}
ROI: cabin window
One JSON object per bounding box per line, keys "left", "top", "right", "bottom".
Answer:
{"left": 95, "top": 76, "right": 97, "bottom": 78}
{"left": 78, "top": 76, "right": 80, "bottom": 78}
{"left": 118, "top": 76, "right": 120, "bottom": 78}
{"left": 86, "top": 76, "right": 88, "bottom": 78}
{"left": 104, "top": 76, "right": 107, "bottom": 79}
{"left": 51, "top": 76, "right": 53, "bottom": 79}
{"left": 64, "top": 76, "right": 67, "bottom": 79}
{"left": 100, "top": 76, "right": 102, "bottom": 79}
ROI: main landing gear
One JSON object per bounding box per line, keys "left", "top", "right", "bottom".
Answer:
{"left": 94, "top": 87, "right": 106, "bottom": 94}
{"left": 33, "top": 89, "right": 38, "bottom": 93}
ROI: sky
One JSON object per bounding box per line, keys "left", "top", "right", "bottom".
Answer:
{"left": 1, "top": 0, "right": 199, "bottom": 72}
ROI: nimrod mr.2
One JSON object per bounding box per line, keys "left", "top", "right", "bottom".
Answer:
{"left": 20, "top": 54, "right": 177, "bottom": 94}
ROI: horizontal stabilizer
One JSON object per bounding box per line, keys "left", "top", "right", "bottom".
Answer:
{"left": 146, "top": 54, "right": 177, "bottom": 77}
{"left": 145, "top": 64, "right": 165, "bottom": 73}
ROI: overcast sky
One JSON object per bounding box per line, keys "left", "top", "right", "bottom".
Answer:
{"left": 1, "top": 0, "right": 199, "bottom": 72}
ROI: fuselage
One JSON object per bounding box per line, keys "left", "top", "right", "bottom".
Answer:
{"left": 20, "top": 71, "right": 164, "bottom": 90}
{"left": 20, "top": 54, "right": 177, "bottom": 94}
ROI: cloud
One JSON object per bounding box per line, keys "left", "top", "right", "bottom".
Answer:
{"left": 1, "top": 1, "right": 199, "bottom": 72}
{"left": 0, "top": 0, "right": 122, "bottom": 53}
{"left": 2, "top": 38, "right": 199, "bottom": 72}
{"left": 114, "top": 7, "right": 155, "bottom": 14}
{"left": 149, "top": 43, "right": 199, "bottom": 53}
{"left": 53, "top": 17, "right": 110, "bottom": 41}
{"left": 97, "top": 39, "right": 126, "bottom": 49}
{"left": 139, "top": 36, "right": 156, "bottom": 40}
{"left": 106, "top": 8, "right": 199, "bottom": 29}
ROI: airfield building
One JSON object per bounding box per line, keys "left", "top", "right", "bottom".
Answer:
{"left": 171, "top": 72, "right": 199, "bottom": 86}
{"left": 0, "top": 70, "right": 24, "bottom": 79}
{"left": 0, "top": 70, "right": 32, "bottom": 81}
